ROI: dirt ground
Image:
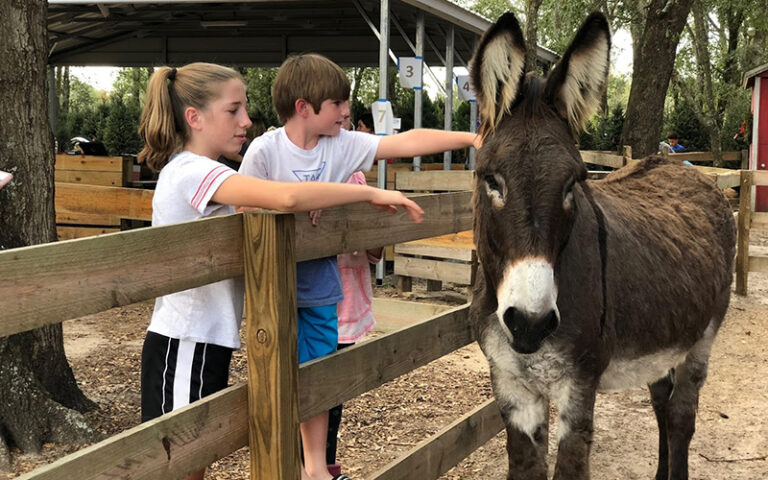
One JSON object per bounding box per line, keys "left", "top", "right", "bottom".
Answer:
{"left": 3, "top": 257, "right": 768, "bottom": 479}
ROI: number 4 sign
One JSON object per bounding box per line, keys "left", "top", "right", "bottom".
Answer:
{"left": 398, "top": 57, "right": 423, "bottom": 90}
{"left": 455, "top": 75, "right": 476, "bottom": 101}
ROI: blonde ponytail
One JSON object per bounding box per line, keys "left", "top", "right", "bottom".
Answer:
{"left": 138, "top": 63, "right": 244, "bottom": 171}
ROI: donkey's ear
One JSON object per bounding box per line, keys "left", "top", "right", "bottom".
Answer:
{"left": 544, "top": 12, "right": 610, "bottom": 131}
{"left": 470, "top": 12, "right": 526, "bottom": 136}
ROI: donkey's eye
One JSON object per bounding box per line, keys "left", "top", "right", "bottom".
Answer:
{"left": 563, "top": 181, "right": 575, "bottom": 211}
{"left": 484, "top": 174, "right": 505, "bottom": 208}
{"left": 485, "top": 175, "right": 501, "bottom": 192}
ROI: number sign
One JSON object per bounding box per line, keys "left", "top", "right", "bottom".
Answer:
{"left": 371, "top": 100, "right": 394, "bottom": 135}
{"left": 398, "top": 57, "right": 423, "bottom": 89}
{"left": 456, "top": 75, "right": 476, "bottom": 101}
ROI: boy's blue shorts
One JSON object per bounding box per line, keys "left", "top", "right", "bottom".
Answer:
{"left": 297, "top": 305, "right": 338, "bottom": 364}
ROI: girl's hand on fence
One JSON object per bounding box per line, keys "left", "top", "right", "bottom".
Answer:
{"left": 370, "top": 190, "right": 424, "bottom": 223}
{"left": 309, "top": 210, "right": 322, "bottom": 226}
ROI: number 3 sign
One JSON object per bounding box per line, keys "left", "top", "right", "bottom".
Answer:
{"left": 398, "top": 57, "right": 423, "bottom": 89}
{"left": 455, "top": 75, "right": 476, "bottom": 101}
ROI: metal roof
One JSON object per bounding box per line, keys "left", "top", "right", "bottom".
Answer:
{"left": 47, "top": 0, "right": 559, "bottom": 68}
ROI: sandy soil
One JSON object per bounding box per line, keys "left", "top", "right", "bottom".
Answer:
{"left": 2, "top": 269, "right": 767, "bottom": 479}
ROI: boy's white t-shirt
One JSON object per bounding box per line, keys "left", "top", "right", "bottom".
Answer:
{"left": 239, "top": 127, "right": 380, "bottom": 308}
{"left": 148, "top": 151, "right": 244, "bottom": 349}
{"left": 239, "top": 127, "right": 379, "bottom": 183}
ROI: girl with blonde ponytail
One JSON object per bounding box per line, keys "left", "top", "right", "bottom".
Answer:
{"left": 139, "top": 63, "right": 423, "bottom": 480}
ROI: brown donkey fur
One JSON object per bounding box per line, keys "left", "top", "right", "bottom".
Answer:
{"left": 468, "top": 12, "right": 735, "bottom": 480}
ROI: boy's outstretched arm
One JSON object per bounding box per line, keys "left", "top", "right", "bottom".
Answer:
{"left": 214, "top": 175, "right": 424, "bottom": 223}
{"left": 375, "top": 129, "right": 482, "bottom": 160}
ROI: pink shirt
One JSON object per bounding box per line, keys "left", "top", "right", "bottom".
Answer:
{"left": 336, "top": 172, "right": 377, "bottom": 343}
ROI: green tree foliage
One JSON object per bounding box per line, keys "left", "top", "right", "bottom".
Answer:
{"left": 664, "top": 90, "right": 709, "bottom": 151}
{"left": 102, "top": 97, "right": 142, "bottom": 155}
{"left": 55, "top": 76, "right": 108, "bottom": 152}
{"left": 463, "top": 0, "right": 520, "bottom": 22}
{"left": 111, "top": 67, "right": 152, "bottom": 109}
{"left": 579, "top": 104, "right": 625, "bottom": 151}
{"left": 243, "top": 68, "right": 279, "bottom": 126}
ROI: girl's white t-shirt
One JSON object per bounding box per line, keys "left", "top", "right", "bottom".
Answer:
{"left": 147, "top": 151, "right": 244, "bottom": 349}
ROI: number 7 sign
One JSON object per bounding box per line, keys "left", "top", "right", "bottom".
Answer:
{"left": 371, "top": 100, "right": 394, "bottom": 135}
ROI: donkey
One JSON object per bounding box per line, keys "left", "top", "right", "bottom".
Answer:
{"left": 468, "top": 12, "right": 735, "bottom": 480}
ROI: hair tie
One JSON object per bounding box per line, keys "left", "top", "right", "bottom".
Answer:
{"left": 167, "top": 68, "right": 177, "bottom": 81}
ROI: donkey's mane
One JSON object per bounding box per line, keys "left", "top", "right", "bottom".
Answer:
{"left": 516, "top": 74, "right": 550, "bottom": 122}
{"left": 600, "top": 155, "right": 679, "bottom": 184}
{"left": 483, "top": 74, "right": 561, "bottom": 140}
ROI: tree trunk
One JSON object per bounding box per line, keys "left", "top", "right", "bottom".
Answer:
{"left": 351, "top": 66, "right": 366, "bottom": 106}
{"left": 721, "top": 5, "right": 743, "bottom": 87}
{"left": 62, "top": 65, "right": 70, "bottom": 116}
{"left": 690, "top": 0, "right": 723, "bottom": 166}
{"left": 524, "top": 0, "right": 544, "bottom": 73}
{"left": 0, "top": 0, "right": 98, "bottom": 471}
{"left": 621, "top": 0, "right": 694, "bottom": 158}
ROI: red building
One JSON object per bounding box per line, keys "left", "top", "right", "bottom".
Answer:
{"left": 744, "top": 63, "right": 768, "bottom": 212}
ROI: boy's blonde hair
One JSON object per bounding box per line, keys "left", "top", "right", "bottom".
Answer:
{"left": 138, "top": 63, "right": 244, "bottom": 172}
{"left": 272, "top": 54, "right": 350, "bottom": 124}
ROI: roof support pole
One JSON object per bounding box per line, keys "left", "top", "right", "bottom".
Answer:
{"left": 353, "top": 0, "right": 398, "bottom": 65}
{"left": 413, "top": 13, "right": 424, "bottom": 172}
{"left": 469, "top": 36, "right": 478, "bottom": 171}
{"left": 48, "top": 67, "right": 57, "bottom": 135}
{"left": 376, "top": 0, "right": 390, "bottom": 285}
{"left": 443, "top": 24, "right": 454, "bottom": 170}
{"left": 391, "top": 14, "right": 445, "bottom": 95}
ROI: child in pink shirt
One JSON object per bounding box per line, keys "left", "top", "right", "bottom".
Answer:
{"left": 326, "top": 171, "right": 382, "bottom": 474}
{"left": 336, "top": 174, "right": 381, "bottom": 343}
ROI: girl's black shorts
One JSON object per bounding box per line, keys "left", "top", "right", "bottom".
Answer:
{"left": 141, "top": 331, "right": 233, "bottom": 422}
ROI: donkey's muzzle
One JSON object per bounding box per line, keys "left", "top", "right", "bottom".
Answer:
{"left": 502, "top": 307, "right": 559, "bottom": 354}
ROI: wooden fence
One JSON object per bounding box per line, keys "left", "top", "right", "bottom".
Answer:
{"left": 735, "top": 170, "right": 768, "bottom": 295}
{"left": 54, "top": 154, "right": 136, "bottom": 239}
{"left": 393, "top": 171, "right": 476, "bottom": 292}
{"left": 2, "top": 192, "right": 509, "bottom": 480}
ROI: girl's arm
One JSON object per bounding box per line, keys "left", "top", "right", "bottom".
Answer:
{"left": 375, "top": 129, "right": 482, "bottom": 160}
{"left": 212, "top": 174, "right": 424, "bottom": 222}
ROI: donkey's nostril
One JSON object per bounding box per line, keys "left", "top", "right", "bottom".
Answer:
{"left": 502, "top": 307, "right": 523, "bottom": 334}
{"left": 542, "top": 310, "right": 559, "bottom": 335}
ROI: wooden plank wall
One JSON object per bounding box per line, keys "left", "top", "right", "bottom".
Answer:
{"left": 54, "top": 154, "right": 134, "bottom": 239}
{"left": 364, "top": 162, "right": 466, "bottom": 189}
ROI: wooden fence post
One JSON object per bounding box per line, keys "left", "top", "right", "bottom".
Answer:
{"left": 735, "top": 170, "right": 752, "bottom": 296}
{"left": 622, "top": 145, "right": 632, "bottom": 166}
{"left": 243, "top": 212, "right": 301, "bottom": 480}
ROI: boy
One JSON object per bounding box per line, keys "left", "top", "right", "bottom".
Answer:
{"left": 668, "top": 133, "right": 685, "bottom": 152}
{"left": 239, "top": 53, "right": 479, "bottom": 480}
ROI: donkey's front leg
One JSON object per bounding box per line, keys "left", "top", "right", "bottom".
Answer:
{"left": 496, "top": 386, "right": 549, "bottom": 480}
{"left": 552, "top": 380, "right": 597, "bottom": 480}
{"left": 492, "top": 379, "right": 549, "bottom": 480}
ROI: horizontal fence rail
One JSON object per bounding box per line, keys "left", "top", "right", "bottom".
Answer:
{"left": 0, "top": 192, "right": 472, "bottom": 339}
{"left": 55, "top": 182, "right": 154, "bottom": 221}
{"left": 17, "top": 304, "right": 472, "bottom": 480}
{"left": 369, "top": 398, "right": 503, "bottom": 480}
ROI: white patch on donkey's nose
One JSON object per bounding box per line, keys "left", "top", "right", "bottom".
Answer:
{"left": 495, "top": 258, "right": 559, "bottom": 332}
